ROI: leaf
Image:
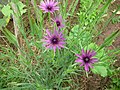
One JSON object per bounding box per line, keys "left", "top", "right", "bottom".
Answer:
{"left": 0, "top": 18, "right": 6, "bottom": 28}
{"left": 0, "top": 4, "right": 2, "bottom": 8}
{"left": 97, "top": 30, "right": 120, "bottom": 51}
{"left": 10, "top": 1, "right": 26, "bottom": 16}
{"left": 84, "top": 43, "right": 97, "bottom": 50}
{"left": 92, "top": 66, "right": 107, "bottom": 77}
{"left": 1, "top": 4, "right": 13, "bottom": 17}
{"left": 69, "top": 25, "right": 79, "bottom": 39}
{"left": 71, "top": 25, "right": 79, "bottom": 32}
{"left": 11, "top": 0, "right": 19, "bottom": 3}
{"left": 17, "top": 1, "right": 27, "bottom": 15}
{"left": 0, "top": 16, "right": 11, "bottom": 29}
{"left": 2, "top": 28, "right": 17, "bottom": 45}
{"left": 5, "top": 16, "right": 10, "bottom": 24}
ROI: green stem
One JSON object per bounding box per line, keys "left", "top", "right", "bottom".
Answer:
{"left": 64, "top": 46, "right": 76, "bottom": 54}
{"left": 53, "top": 51, "right": 55, "bottom": 58}
{"left": 52, "top": 50, "right": 55, "bottom": 64}
{"left": 86, "top": 71, "right": 88, "bottom": 78}
{"left": 48, "top": 12, "right": 51, "bottom": 24}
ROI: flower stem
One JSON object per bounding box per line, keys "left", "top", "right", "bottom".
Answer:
{"left": 54, "top": 51, "right": 55, "bottom": 58}
{"left": 85, "top": 71, "right": 88, "bottom": 78}
{"left": 52, "top": 50, "right": 55, "bottom": 62}
{"left": 48, "top": 12, "right": 51, "bottom": 24}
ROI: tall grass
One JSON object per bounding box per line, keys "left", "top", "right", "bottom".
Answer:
{"left": 0, "top": 0, "right": 120, "bottom": 89}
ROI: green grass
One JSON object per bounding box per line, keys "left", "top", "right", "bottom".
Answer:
{"left": 0, "top": 0, "right": 120, "bottom": 89}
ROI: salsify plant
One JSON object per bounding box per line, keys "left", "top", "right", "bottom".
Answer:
{"left": 0, "top": 0, "right": 120, "bottom": 89}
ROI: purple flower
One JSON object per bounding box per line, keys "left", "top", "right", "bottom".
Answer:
{"left": 53, "top": 15, "right": 65, "bottom": 29}
{"left": 42, "top": 29, "right": 65, "bottom": 53}
{"left": 39, "top": 0, "right": 59, "bottom": 13}
{"left": 75, "top": 49, "right": 98, "bottom": 71}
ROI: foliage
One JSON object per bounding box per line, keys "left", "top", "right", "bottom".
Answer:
{"left": 112, "top": 16, "right": 120, "bottom": 24}
{"left": 0, "top": 1, "right": 26, "bottom": 29}
{"left": 0, "top": 0, "right": 120, "bottom": 89}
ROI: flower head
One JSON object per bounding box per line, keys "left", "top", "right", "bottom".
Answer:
{"left": 39, "top": 0, "right": 59, "bottom": 13}
{"left": 53, "top": 15, "right": 65, "bottom": 29}
{"left": 42, "top": 29, "right": 65, "bottom": 53}
{"left": 75, "top": 49, "right": 98, "bottom": 71}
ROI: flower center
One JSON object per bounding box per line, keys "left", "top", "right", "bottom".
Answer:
{"left": 56, "top": 21, "right": 60, "bottom": 27}
{"left": 47, "top": 6, "right": 52, "bottom": 10}
{"left": 83, "top": 57, "right": 90, "bottom": 63}
{"left": 51, "top": 37, "right": 59, "bottom": 44}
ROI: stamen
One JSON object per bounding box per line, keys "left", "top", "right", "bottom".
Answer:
{"left": 51, "top": 37, "right": 59, "bottom": 44}
{"left": 47, "top": 6, "right": 52, "bottom": 10}
{"left": 56, "top": 21, "right": 60, "bottom": 26}
{"left": 84, "top": 57, "right": 90, "bottom": 63}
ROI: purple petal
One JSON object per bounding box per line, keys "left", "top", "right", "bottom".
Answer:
{"left": 46, "top": 0, "right": 49, "bottom": 5}
{"left": 53, "top": 46, "right": 56, "bottom": 53}
{"left": 75, "top": 59, "right": 83, "bottom": 63}
{"left": 53, "top": 2, "right": 58, "bottom": 6}
{"left": 88, "top": 63, "right": 93, "bottom": 68}
{"left": 46, "top": 29, "right": 51, "bottom": 37}
{"left": 60, "top": 37, "right": 65, "bottom": 41}
{"left": 57, "top": 45, "right": 61, "bottom": 49}
{"left": 87, "top": 50, "right": 91, "bottom": 55}
{"left": 59, "top": 31, "right": 64, "bottom": 36}
{"left": 82, "top": 49, "right": 86, "bottom": 57}
{"left": 41, "top": 39, "right": 50, "bottom": 43}
{"left": 90, "top": 58, "right": 98, "bottom": 63}
{"left": 59, "top": 41, "right": 65, "bottom": 44}
{"left": 40, "top": 1, "right": 46, "bottom": 7}
{"left": 44, "top": 36, "right": 50, "bottom": 39}
{"left": 58, "top": 44, "right": 64, "bottom": 48}
{"left": 75, "top": 54, "right": 82, "bottom": 59}
{"left": 59, "top": 15, "right": 62, "bottom": 21}
{"left": 80, "top": 63, "right": 84, "bottom": 66}
{"left": 84, "top": 64, "right": 89, "bottom": 71}
{"left": 53, "top": 7, "right": 59, "bottom": 10}
{"left": 61, "top": 23, "right": 64, "bottom": 26}
{"left": 89, "top": 51, "right": 96, "bottom": 57}
{"left": 54, "top": 29, "right": 58, "bottom": 35}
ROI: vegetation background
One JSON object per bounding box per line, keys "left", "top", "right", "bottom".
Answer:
{"left": 0, "top": 0, "right": 120, "bottom": 90}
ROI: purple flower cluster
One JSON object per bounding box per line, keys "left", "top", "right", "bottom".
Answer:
{"left": 39, "top": 0, "right": 98, "bottom": 72}
{"left": 39, "top": 0, "right": 65, "bottom": 53}
{"left": 39, "top": 0, "right": 64, "bottom": 30}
